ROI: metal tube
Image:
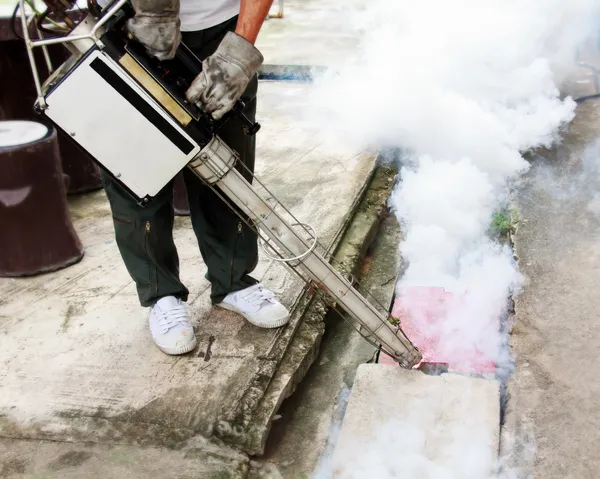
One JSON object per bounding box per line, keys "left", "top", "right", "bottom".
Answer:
{"left": 91, "top": 0, "right": 128, "bottom": 35}
{"left": 66, "top": 14, "right": 98, "bottom": 54}
{"left": 19, "top": 0, "right": 46, "bottom": 108}
{"left": 30, "top": 33, "right": 94, "bottom": 47}
{"left": 188, "top": 137, "right": 422, "bottom": 368}
{"left": 191, "top": 159, "right": 402, "bottom": 355}
{"left": 36, "top": 29, "right": 55, "bottom": 75}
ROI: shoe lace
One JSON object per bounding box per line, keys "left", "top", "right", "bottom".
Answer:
{"left": 156, "top": 304, "right": 189, "bottom": 333}
{"left": 241, "top": 284, "right": 275, "bottom": 307}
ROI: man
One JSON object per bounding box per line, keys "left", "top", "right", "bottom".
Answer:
{"left": 101, "top": 0, "right": 289, "bottom": 356}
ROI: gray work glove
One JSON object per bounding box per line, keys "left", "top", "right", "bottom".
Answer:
{"left": 185, "top": 31, "right": 263, "bottom": 120}
{"left": 126, "top": 0, "right": 181, "bottom": 61}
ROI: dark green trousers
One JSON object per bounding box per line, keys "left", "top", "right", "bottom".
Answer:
{"left": 101, "top": 16, "right": 259, "bottom": 307}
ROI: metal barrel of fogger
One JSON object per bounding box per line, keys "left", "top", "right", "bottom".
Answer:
{"left": 189, "top": 137, "right": 422, "bottom": 369}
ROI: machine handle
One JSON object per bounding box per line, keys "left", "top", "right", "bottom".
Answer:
{"left": 231, "top": 100, "right": 261, "bottom": 135}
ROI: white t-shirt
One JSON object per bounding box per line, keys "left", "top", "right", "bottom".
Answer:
{"left": 179, "top": 0, "right": 240, "bottom": 32}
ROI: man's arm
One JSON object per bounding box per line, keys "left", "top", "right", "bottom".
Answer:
{"left": 235, "top": 0, "right": 274, "bottom": 45}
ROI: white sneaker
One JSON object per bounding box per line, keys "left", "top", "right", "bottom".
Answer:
{"left": 149, "top": 296, "right": 196, "bottom": 355}
{"left": 216, "top": 283, "right": 290, "bottom": 329}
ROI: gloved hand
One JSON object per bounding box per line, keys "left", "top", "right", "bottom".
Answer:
{"left": 185, "top": 31, "right": 263, "bottom": 120}
{"left": 126, "top": 0, "right": 181, "bottom": 61}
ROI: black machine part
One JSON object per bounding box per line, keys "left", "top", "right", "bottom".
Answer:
{"left": 99, "top": 3, "right": 260, "bottom": 139}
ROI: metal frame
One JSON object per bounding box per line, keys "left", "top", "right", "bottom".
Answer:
{"left": 18, "top": 0, "right": 128, "bottom": 109}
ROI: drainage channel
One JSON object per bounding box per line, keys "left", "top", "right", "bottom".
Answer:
{"left": 249, "top": 210, "right": 402, "bottom": 479}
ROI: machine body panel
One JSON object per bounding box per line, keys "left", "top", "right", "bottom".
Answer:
{"left": 44, "top": 49, "right": 200, "bottom": 198}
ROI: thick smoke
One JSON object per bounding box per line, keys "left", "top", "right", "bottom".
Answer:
{"left": 306, "top": 0, "right": 599, "bottom": 477}
{"left": 309, "top": 0, "right": 598, "bottom": 373}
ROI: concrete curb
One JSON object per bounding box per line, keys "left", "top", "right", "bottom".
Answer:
{"left": 213, "top": 157, "right": 400, "bottom": 456}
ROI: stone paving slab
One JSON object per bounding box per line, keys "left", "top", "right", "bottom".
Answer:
{"left": 0, "top": 80, "right": 376, "bottom": 452}
{"left": 330, "top": 364, "right": 500, "bottom": 479}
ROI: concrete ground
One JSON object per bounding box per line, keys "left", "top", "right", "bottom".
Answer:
{"left": 0, "top": 75, "right": 377, "bottom": 453}
{"left": 0, "top": 160, "right": 397, "bottom": 479}
{"left": 505, "top": 93, "right": 600, "bottom": 475}
{"left": 0, "top": 213, "right": 396, "bottom": 479}
{"left": 259, "top": 0, "right": 363, "bottom": 68}
{"left": 0, "top": 436, "right": 250, "bottom": 479}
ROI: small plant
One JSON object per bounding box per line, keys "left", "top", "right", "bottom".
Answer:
{"left": 388, "top": 316, "right": 400, "bottom": 327}
{"left": 491, "top": 207, "right": 519, "bottom": 237}
{"left": 492, "top": 212, "right": 510, "bottom": 234}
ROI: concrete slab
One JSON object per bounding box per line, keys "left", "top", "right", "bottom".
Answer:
{"left": 506, "top": 97, "right": 600, "bottom": 477}
{"left": 331, "top": 364, "right": 501, "bottom": 479}
{"left": 0, "top": 81, "right": 376, "bottom": 453}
